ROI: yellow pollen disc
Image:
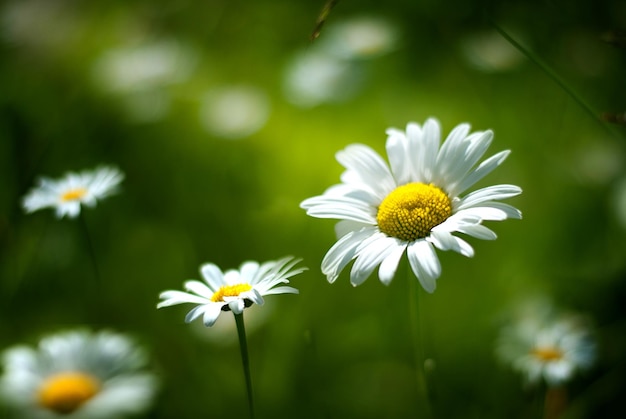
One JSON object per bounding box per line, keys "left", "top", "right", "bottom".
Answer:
{"left": 531, "top": 346, "right": 564, "bottom": 362}
{"left": 211, "top": 283, "right": 253, "bottom": 302}
{"left": 38, "top": 372, "right": 100, "bottom": 414}
{"left": 376, "top": 182, "right": 452, "bottom": 241}
{"left": 61, "top": 188, "right": 87, "bottom": 202}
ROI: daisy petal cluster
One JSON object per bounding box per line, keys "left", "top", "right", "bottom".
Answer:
{"left": 0, "top": 329, "right": 158, "bottom": 418}
{"left": 301, "top": 117, "right": 522, "bottom": 292}
{"left": 497, "top": 306, "right": 596, "bottom": 387}
{"left": 22, "top": 166, "right": 124, "bottom": 218}
{"left": 158, "top": 256, "right": 306, "bottom": 327}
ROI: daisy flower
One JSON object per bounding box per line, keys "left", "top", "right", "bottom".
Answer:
{"left": 300, "top": 117, "right": 522, "bottom": 292}
{"left": 0, "top": 329, "right": 158, "bottom": 418}
{"left": 158, "top": 256, "right": 306, "bottom": 327}
{"left": 22, "top": 166, "right": 124, "bottom": 218}
{"left": 497, "top": 311, "right": 596, "bottom": 387}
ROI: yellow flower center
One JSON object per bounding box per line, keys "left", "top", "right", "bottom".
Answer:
{"left": 61, "top": 188, "right": 87, "bottom": 202}
{"left": 531, "top": 346, "right": 564, "bottom": 362}
{"left": 38, "top": 372, "right": 100, "bottom": 414}
{"left": 376, "top": 182, "right": 452, "bottom": 241}
{"left": 211, "top": 283, "right": 253, "bottom": 302}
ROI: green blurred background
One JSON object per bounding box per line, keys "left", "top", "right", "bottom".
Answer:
{"left": 1, "top": 0, "right": 626, "bottom": 417}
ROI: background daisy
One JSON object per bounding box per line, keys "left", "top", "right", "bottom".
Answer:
{"left": 158, "top": 256, "right": 306, "bottom": 327}
{"left": 22, "top": 166, "right": 124, "bottom": 219}
{"left": 0, "top": 329, "right": 158, "bottom": 418}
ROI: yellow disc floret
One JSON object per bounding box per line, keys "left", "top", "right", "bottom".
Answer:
{"left": 531, "top": 346, "right": 564, "bottom": 362}
{"left": 211, "top": 283, "right": 253, "bottom": 302}
{"left": 61, "top": 188, "right": 88, "bottom": 202}
{"left": 38, "top": 371, "right": 100, "bottom": 414}
{"left": 377, "top": 182, "right": 452, "bottom": 241}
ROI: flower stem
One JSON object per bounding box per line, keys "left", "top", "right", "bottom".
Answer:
{"left": 543, "top": 386, "right": 567, "bottom": 419}
{"left": 234, "top": 311, "right": 256, "bottom": 419}
{"left": 408, "top": 269, "right": 434, "bottom": 419}
{"left": 78, "top": 212, "right": 100, "bottom": 285}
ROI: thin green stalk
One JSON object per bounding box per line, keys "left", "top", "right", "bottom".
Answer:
{"left": 408, "top": 270, "right": 433, "bottom": 419}
{"left": 234, "top": 311, "right": 256, "bottom": 419}
{"left": 79, "top": 212, "right": 100, "bottom": 285}
{"left": 490, "top": 21, "right": 620, "bottom": 140}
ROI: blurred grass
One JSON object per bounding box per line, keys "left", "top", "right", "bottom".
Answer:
{"left": 1, "top": 0, "right": 626, "bottom": 417}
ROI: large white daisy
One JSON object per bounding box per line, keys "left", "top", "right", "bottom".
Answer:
{"left": 158, "top": 256, "right": 306, "bottom": 327}
{"left": 22, "top": 166, "right": 124, "bottom": 219}
{"left": 0, "top": 329, "right": 158, "bottom": 418}
{"left": 300, "top": 117, "right": 522, "bottom": 292}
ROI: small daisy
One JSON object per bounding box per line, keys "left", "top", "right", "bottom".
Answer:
{"left": 158, "top": 256, "right": 306, "bottom": 327}
{"left": 0, "top": 329, "right": 158, "bottom": 418}
{"left": 497, "top": 312, "right": 596, "bottom": 386}
{"left": 300, "top": 117, "right": 522, "bottom": 292}
{"left": 22, "top": 166, "right": 124, "bottom": 219}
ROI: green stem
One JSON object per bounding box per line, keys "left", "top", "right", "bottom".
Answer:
{"left": 490, "top": 21, "right": 620, "bottom": 140}
{"left": 234, "top": 311, "right": 256, "bottom": 419}
{"left": 79, "top": 212, "right": 100, "bottom": 285}
{"left": 408, "top": 270, "right": 433, "bottom": 419}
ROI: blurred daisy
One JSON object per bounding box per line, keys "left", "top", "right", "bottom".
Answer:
{"left": 497, "top": 311, "right": 596, "bottom": 386}
{"left": 158, "top": 256, "right": 306, "bottom": 327}
{"left": 22, "top": 166, "right": 124, "bottom": 219}
{"left": 319, "top": 16, "right": 399, "bottom": 59}
{"left": 0, "top": 330, "right": 158, "bottom": 418}
{"left": 300, "top": 117, "right": 521, "bottom": 292}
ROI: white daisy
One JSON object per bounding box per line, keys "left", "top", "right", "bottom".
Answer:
{"left": 497, "top": 313, "right": 596, "bottom": 387}
{"left": 0, "top": 329, "right": 158, "bottom": 418}
{"left": 157, "top": 256, "right": 306, "bottom": 327}
{"left": 22, "top": 166, "right": 124, "bottom": 219}
{"left": 300, "top": 117, "right": 522, "bottom": 292}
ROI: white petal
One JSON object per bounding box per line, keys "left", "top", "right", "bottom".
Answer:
{"left": 407, "top": 240, "right": 441, "bottom": 293}
{"left": 435, "top": 123, "right": 471, "bottom": 175}
{"left": 412, "top": 118, "right": 441, "bottom": 181}
{"left": 456, "top": 224, "right": 497, "bottom": 240}
{"left": 428, "top": 230, "right": 475, "bottom": 257}
{"left": 185, "top": 305, "right": 208, "bottom": 323}
{"left": 263, "top": 286, "right": 299, "bottom": 295}
{"left": 336, "top": 144, "right": 396, "bottom": 197}
{"left": 202, "top": 305, "right": 223, "bottom": 326}
{"left": 301, "top": 195, "right": 377, "bottom": 224}
{"left": 452, "top": 150, "right": 510, "bottom": 196}
{"left": 229, "top": 299, "right": 245, "bottom": 314}
{"left": 378, "top": 241, "right": 406, "bottom": 285}
{"left": 321, "top": 227, "right": 376, "bottom": 283}
{"left": 479, "top": 202, "right": 523, "bottom": 220}
{"left": 239, "top": 261, "right": 260, "bottom": 283}
{"left": 385, "top": 130, "right": 411, "bottom": 185}
{"left": 183, "top": 280, "right": 214, "bottom": 299}
{"left": 458, "top": 184, "right": 522, "bottom": 209}
{"left": 350, "top": 233, "right": 399, "bottom": 286}
{"left": 157, "top": 291, "right": 209, "bottom": 307}
{"left": 201, "top": 263, "right": 225, "bottom": 290}
{"left": 335, "top": 220, "right": 369, "bottom": 239}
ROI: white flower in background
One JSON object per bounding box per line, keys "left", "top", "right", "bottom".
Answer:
{"left": 318, "top": 16, "right": 399, "bottom": 59}
{"left": 91, "top": 38, "right": 197, "bottom": 122}
{"left": 283, "top": 16, "right": 396, "bottom": 108}
{"left": 301, "top": 118, "right": 522, "bottom": 292}
{"left": 199, "top": 85, "right": 271, "bottom": 139}
{"left": 92, "top": 39, "right": 196, "bottom": 94}
{"left": 0, "top": 330, "right": 158, "bottom": 418}
{"left": 459, "top": 29, "right": 525, "bottom": 73}
{"left": 497, "top": 307, "right": 596, "bottom": 386}
{"left": 158, "top": 257, "right": 306, "bottom": 327}
{"left": 283, "top": 50, "right": 362, "bottom": 108}
{"left": 22, "top": 166, "right": 124, "bottom": 219}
